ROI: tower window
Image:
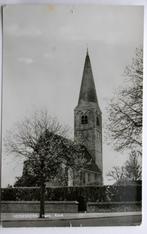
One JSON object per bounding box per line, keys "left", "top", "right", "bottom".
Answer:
{"left": 96, "top": 117, "right": 100, "bottom": 126}
{"left": 81, "top": 115, "right": 88, "bottom": 124}
{"left": 87, "top": 173, "right": 91, "bottom": 182}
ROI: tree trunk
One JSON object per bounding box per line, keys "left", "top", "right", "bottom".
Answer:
{"left": 39, "top": 179, "right": 45, "bottom": 218}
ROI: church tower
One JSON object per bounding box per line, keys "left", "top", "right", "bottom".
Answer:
{"left": 74, "top": 50, "right": 103, "bottom": 172}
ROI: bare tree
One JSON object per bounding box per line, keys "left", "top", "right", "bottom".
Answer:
{"left": 106, "top": 48, "right": 143, "bottom": 153}
{"left": 125, "top": 151, "right": 142, "bottom": 182}
{"left": 107, "top": 150, "right": 142, "bottom": 184}
{"left": 4, "top": 110, "right": 87, "bottom": 218}
{"left": 107, "top": 166, "right": 126, "bottom": 183}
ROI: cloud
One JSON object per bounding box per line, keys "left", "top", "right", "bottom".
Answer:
{"left": 6, "top": 24, "right": 42, "bottom": 37}
{"left": 18, "top": 57, "right": 34, "bottom": 64}
{"left": 44, "top": 53, "right": 50, "bottom": 58}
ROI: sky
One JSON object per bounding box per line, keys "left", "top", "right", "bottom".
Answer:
{"left": 1, "top": 4, "right": 144, "bottom": 187}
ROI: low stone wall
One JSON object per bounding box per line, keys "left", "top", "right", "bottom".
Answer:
{"left": 1, "top": 201, "right": 79, "bottom": 213}
{"left": 87, "top": 201, "right": 141, "bottom": 213}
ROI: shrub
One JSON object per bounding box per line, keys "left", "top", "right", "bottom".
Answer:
{"left": 1, "top": 185, "right": 142, "bottom": 202}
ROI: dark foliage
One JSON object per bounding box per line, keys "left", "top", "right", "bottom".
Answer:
{"left": 1, "top": 185, "right": 141, "bottom": 202}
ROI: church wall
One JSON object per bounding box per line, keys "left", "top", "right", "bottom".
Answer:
{"left": 94, "top": 128, "right": 103, "bottom": 171}
{"left": 74, "top": 107, "right": 102, "bottom": 172}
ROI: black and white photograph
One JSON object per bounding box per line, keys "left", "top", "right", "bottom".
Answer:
{"left": 0, "top": 3, "right": 143, "bottom": 227}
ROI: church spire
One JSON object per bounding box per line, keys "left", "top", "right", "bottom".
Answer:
{"left": 78, "top": 50, "right": 98, "bottom": 106}
{"left": 74, "top": 50, "right": 103, "bottom": 178}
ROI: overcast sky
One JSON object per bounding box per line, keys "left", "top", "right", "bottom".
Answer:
{"left": 2, "top": 5, "right": 143, "bottom": 187}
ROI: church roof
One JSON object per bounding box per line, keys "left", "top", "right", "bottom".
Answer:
{"left": 78, "top": 51, "right": 100, "bottom": 110}
{"left": 77, "top": 144, "right": 101, "bottom": 173}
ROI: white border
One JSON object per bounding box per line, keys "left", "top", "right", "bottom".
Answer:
{"left": 0, "top": 1, "right": 147, "bottom": 234}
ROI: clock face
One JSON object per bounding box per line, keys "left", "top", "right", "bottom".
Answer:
{"left": 77, "top": 131, "right": 89, "bottom": 145}
{"left": 83, "top": 131, "right": 90, "bottom": 142}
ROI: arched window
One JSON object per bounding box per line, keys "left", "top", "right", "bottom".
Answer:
{"left": 96, "top": 116, "right": 100, "bottom": 126}
{"left": 87, "top": 173, "right": 91, "bottom": 182}
{"left": 81, "top": 115, "right": 88, "bottom": 124}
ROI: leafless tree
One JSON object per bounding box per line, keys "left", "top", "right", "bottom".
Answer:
{"left": 107, "top": 166, "right": 126, "bottom": 183}
{"left": 4, "top": 110, "right": 87, "bottom": 218}
{"left": 106, "top": 48, "right": 143, "bottom": 153}
{"left": 125, "top": 151, "right": 142, "bottom": 182}
{"left": 107, "top": 150, "right": 142, "bottom": 184}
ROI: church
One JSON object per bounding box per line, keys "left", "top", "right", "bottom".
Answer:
{"left": 15, "top": 50, "right": 103, "bottom": 187}
{"left": 72, "top": 50, "right": 103, "bottom": 185}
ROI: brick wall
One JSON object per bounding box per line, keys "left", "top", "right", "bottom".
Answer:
{"left": 1, "top": 201, "right": 79, "bottom": 213}
{"left": 87, "top": 201, "right": 141, "bottom": 213}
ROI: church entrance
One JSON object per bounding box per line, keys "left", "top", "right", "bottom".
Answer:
{"left": 77, "top": 196, "right": 87, "bottom": 212}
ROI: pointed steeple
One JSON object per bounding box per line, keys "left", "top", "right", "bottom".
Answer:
{"left": 74, "top": 50, "right": 103, "bottom": 179}
{"left": 78, "top": 50, "right": 98, "bottom": 106}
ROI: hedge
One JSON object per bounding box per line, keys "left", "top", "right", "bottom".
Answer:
{"left": 1, "top": 185, "right": 142, "bottom": 202}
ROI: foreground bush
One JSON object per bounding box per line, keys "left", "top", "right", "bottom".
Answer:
{"left": 1, "top": 185, "right": 142, "bottom": 202}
